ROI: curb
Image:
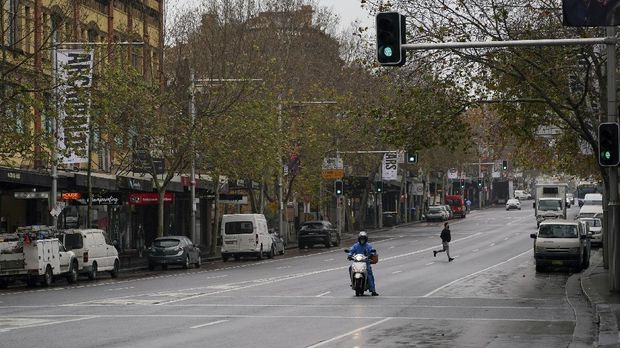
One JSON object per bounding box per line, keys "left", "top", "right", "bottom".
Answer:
{"left": 120, "top": 255, "right": 221, "bottom": 272}
{"left": 580, "top": 257, "right": 620, "bottom": 347}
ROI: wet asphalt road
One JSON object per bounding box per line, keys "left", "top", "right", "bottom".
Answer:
{"left": 0, "top": 204, "right": 593, "bottom": 347}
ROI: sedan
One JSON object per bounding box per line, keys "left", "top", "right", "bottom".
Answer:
{"left": 298, "top": 221, "right": 340, "bottom": 248}
{"left": 506, "top": 198, "right": 521, "bottom": 210}
{"left": 147, "top": 236, "right": 201, "bottom": 270}
{"left": 579, "top": 217, "right": 602, "bottom": 246}
{"left": 426, "top": 206, "right": 447, "bottom": 222}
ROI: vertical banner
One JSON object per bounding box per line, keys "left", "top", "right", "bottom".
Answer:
{"left": 57, "top": 49, "right": 94, "bottom": 164}
{"left": 382, "top": 152, "right": 398, "bottom": 181}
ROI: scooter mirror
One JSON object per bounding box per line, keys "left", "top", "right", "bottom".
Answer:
{"left": 371, "top": 249, "right": 376, "bottom": 253}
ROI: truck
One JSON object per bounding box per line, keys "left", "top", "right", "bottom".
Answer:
{"left": 0, "top": 230, "right": 79, "bottom": 288}
{"left": 445, "top": 195, "right": 466, "bottom": 218}
{"left": 533, "top": 183, "right": 568, "bottom": 227}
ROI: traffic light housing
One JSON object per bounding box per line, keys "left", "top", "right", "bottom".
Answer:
{"left": 502, "top": 160, "right": 508, "bottom": 171}
{"left": 460, "top": 179, "right": 465, "bottom": 189}
{"left": 477, "top": 178, "right": 482, "bottom": 188}
{"left": 599, "top": 122, "right": 620, "bottom": 166}
{"left": 335, "top": 180, "right": 344, "bottom": 196}
{"left": 376, "top": 12, "right": 406, "bottom": 66}
{"left": 406, "top": 151, "right": 418, "bottom": 164}
{"left": 375, "top": 181, "right": 384, "bottom": 193}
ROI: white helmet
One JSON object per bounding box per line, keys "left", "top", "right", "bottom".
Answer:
{"left": 358, "top": 231, "right": 368, "bottom": 244}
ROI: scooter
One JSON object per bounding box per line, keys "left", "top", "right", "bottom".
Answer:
{"left": 345, "top": 249, "right": 375, "bottom": 296}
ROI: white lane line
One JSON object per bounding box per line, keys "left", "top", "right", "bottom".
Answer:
{"left": 425, "top": 262, "right": 434, "bottom": 266}
{"left": 306, "top": 317, "right": 392, "bottom": 348}
{"left": 392, "top": 270, "right": 402, "bottom": 274}
{"left": 389, "top": 246, "right": 395, "bottom": 249}
{"left": 323, "top": 259, "right": 334, "bottom": 262}
{"left": 504, "top": 237, "right": 509, "bottom": 241}
{"left": 381, "top": 233, "right": 483, "bottom": 263}
{"left": 423, "top": 249, "right": 532, "bottom": 298}
{"left": 472, "top": 249, "right": 479, "bottom": 252}
{"left": 316, "top": 291, "right": 331, "bottom": 297}
{"left": 276, "top": 266, "right": 291, "bottom": 269}
{"left": 490, "top": 243, "right": 495, "bottom": 247}
{"left": 0, "top": 316, "right": 97, "bottom": 333}
{"left": 453, "top": 255, "right": 459, "bottom": 259}
{"left": 190, "top": 319, "right": 229, "bottom": 329}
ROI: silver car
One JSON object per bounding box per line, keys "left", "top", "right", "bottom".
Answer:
{"left": 579, "top": 217, "right": 602, "bottom": 246}
{"left": 426, "top": 206, "right": 447, "bottom": 222}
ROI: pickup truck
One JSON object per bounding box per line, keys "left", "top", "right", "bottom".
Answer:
{"left": 0, "top": 234, "right": 79, "bottom": 287}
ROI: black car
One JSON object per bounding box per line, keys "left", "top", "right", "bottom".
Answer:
{"left": 147, "top": 236, "right": 201, "bottom": 270}
{"left": 298, "top": 221, "right": 340, "bottom": 248}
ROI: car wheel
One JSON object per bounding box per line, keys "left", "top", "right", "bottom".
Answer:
{"left": 183, "top": 255, "right": 190, "bottom": 269}
{"left": 162, "top": 264, "right": 168, "bottom": 270}
{"left": 234, "top": 255, "right": 240, "bottom": 261}
{"left": 67, "top": 260, "right": 79, "bottom": 284}
{"left": 279, "top": 247, "right": 285, "bottom": 255}
{"left": 195, "top": 255, "right": 202, "bottom": 268}
{"left": 111, "top": 259, "right": 120, "bottom": 278}
{"left": 268, "top": 245, "right": 275, "bottom": 259}
{"left": 88, "top": 262, "right": 98, "bottom": 281}
{"left": 42, "top": 265, "right": 53, "bottom": 287}
{"left": 148, "top": 263, "right": 156, "bottom": 270}
{"left": 222, "top": 254, "right": 229, "bottom": 262}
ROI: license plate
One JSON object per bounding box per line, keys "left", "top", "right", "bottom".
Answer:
{"left": 552, "top": 260, "right": 563, "bottom": 265}
{"left": 225, "top": 241, "right": 236, "bottom": 245}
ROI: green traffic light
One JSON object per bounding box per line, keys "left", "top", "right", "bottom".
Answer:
{"left": 603, "top": 151, "right": 611, "bottom": 160}
{"left": 383, "top": 47, "right": 393, "bottom": 57}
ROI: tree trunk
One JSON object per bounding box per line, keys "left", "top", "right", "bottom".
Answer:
{"left": 157, "top": 189, "right": 165, "bottom": 238}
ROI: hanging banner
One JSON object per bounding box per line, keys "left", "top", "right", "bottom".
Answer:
{"left": 57, "top": 49, "right": 94, "bottom": 164}
{"left": 447, "top": 168, "right": 459, "bottom": 180}
{"left": 382, "top": 152, "right": 398, "bottom": 181}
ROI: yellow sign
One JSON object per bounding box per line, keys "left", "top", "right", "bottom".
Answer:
{"left": 321, "top": 169, "right": 344, "bottom": 179}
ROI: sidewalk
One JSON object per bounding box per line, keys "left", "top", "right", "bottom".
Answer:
{"left": 580, "top": 249, "right": 620, "bottom": 347}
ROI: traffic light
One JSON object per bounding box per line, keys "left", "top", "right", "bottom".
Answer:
{"left": 406, "top": 151, "right": 418, "bottom": 164}
{"left": 477, "top": 178, "right": 482, "bottom": 188}
{"left": 460, "top": 179, "right": 465, "bottom": 189}
{"left": 376, "top": 12, "right": 406, "bottom": 66}
{"left": 502, "top": 160, "right": 508, "bottom": 171}
{"left": 599, "top": 122, "right": 620, "bottom": 166}
{"left": 375, "top": 181, "right": 384, "bottom": 193}
{"left": 335, "top": 180, "right": 344, "bottom": 196}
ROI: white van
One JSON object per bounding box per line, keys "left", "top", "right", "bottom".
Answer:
{"left": 530, "top": 220, "right": 590, "bottom": 272}
{"left": 220, "top": 214, "right": 274, "bottom": 261}
{"left": 578, "top": 193, "right": 603, "bottom": 219}
{"left": 60, "top": 229, "right": 120, "bottom": 280}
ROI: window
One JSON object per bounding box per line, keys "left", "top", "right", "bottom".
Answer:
{"left": 539, "top": 225, "right": 578, "bottom": 238}
{"left": 225, "top": 222, "right": 254, "bottom": 235}
{"left": 153, "top": 239, "right": 180, "bottom": 247}
{"left": 8, "top": 0, "right": 20, "bottom": 48}
{"left": 64, "top": 234, "right": 84, "bottom": 250}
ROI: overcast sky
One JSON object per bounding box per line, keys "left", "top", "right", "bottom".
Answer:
{"left": 166, "top": 0, "right": 374, "bottom": 31}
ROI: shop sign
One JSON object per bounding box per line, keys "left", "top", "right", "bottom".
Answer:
{"left": 6, "top": 172, "right": 21, "bottom": 181}
{"left": 128, "top": 192, "right": 173, "bottom": 205}
{"left": 14, "top": 191, "right": 49, "bottom": 199}
{"left": 117, "top": 176, "right": 153, "bottom": 192}
{"left": 62, "top": 192, "right": 82, "bottom": 200}
{"left": 219, "top": 194, "right": 248, "bottom": 204}
{"left": 72, "top": 192, "right": 123, "bottom": 206}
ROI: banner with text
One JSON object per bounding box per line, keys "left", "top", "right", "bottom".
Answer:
{"left": 382, "top": 152, "right": 398, "bottom": 181}
{"left": 57, "top": 49, "right": 94, "bottom": 164}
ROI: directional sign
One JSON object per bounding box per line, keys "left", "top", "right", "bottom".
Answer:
{"left": 322, "top": 157, "right": 344, "bottom": 179}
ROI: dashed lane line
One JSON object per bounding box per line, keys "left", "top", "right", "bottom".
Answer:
{"left": 190, "top": 319, "right": 229, "bottom": 329}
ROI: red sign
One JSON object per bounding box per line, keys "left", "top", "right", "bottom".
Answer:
{"left": 62, "top": 192, "right": 82, "bottom": 200}
{"left": 128, "top": 192, "right": 173, "bottom": 205}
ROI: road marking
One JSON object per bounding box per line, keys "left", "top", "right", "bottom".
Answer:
{"left": 453, "top": 255, "right": 459, "bottom": 259}
{"left": 425, "top": 262, "right": 434, "bottom": 266}
{"left": 392, "top": 270, "right": 402, "bottom": 274}
{"left": 0, "top": 316, "right": 96, "bottom": 333}
{"left": 323, "top": 259, "right": 334, "bottom": 262}
{"left": 490, "top": 243, "right": 495, "bottom": 247}
{"left": 276, "top": 266, "right": 291, "bottom": 269}
{"left": 190, "top": 319, "right": 228, "bottom": 329}
{"left": 423, "top": 249, "right": 532, "bottom": 297}
{"left": 306, "top": 317, "right": 392, "bottom": 348}
{"left": 472, "top": 249, "right": 479, "bottom": 252}
{"left": 105, "top": 286, "right": 135, "bottom": 291}
{"left": 389, "top": 246, "right": 395, "bottom": 249}
{"left": 316, "top": 291, "right": 331, "bottom": 297}
{"left": 504, "top": 237, "right": 509, "bottom": 241}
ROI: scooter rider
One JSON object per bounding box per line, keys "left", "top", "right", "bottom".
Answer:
{"left": 348, "top": 231, "right": 378, "bottom": 296}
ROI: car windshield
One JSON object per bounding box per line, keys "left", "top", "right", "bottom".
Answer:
{"left": 63, "top": 234, "right": 83, "bottom": 250}
{"left": 539, "top": 200, "right": 561, "bottom": 211}
{"left": 539, "top": 225, "right": 578, "bottom": 238}
{"left": 446, "top": 199, "right": 460, "bottom": 206}
{"left": 225, "top": 222, "right": 254, "bottom": 234}
{"left": 429, "top": 207, "right": 441, "bottom": 213}
{"left": 583, "top": 219, "right": 602, "bottom": 228}
{"left": 153, "top": 239, "right": 180, "bottom": 247}
{"left": 583, "top": 200, "right": 603, "bottom": 206}
{"left": 508, "top": 199, "right": 518, "bottom": 204}
{"left": 302, "top": 223, "right": 324, "bottom": 229}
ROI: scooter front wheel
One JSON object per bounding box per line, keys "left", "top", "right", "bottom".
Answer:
{"left": 354, "top": 278, "right": 364, "bottom": 296}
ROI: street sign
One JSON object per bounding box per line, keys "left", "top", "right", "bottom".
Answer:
{"left": 322, "top": 157, "right": 344, "bottom": 179}
{"left": 50, "top": 202, "right": 66, "bottom": 217}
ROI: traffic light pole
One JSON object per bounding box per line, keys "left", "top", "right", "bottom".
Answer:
{"left": 605, "top": 27, "right": 620, "bottom": 291}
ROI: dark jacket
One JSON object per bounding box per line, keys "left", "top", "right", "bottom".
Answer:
{"left": 440, "top": 227, "right": 451, "bottom": 243}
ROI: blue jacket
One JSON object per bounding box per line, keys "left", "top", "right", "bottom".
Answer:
{"left": 348, "top": 242, "right": 375, "bottom": 259}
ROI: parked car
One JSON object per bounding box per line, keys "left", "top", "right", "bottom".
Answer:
{"left": 445, "top": 195, "right": 466, "bottom": 218}
{"left": 59, "top": 229, "right": 120, "bottom": 280}
{"left": 221, "top": 214, "right": 274, "bottom": 261}
{"left": 270, "top": 230, "right": 285, "bottom": 255}
{"left": 530, "top": 220, "right": 590, "bottom": 272}
{"left": 382, "top": 211, "right": 400, "bottom": 227}
{"left": 148, "top": 236, "right": 201, "bottom": 270}
{"left": 426, "top": 206, "right": 448, "bottom": 222}
{"left": 514, "top": 190, "right": 532, "bottom": 200}
{"left": 579, "top": 217, "right": 602, "bottom": 246}
{"left": 438, "top": 205, "right": 453, "bottom": 219}
{"left": 298, "top": 221, "right": 340, "bottom": 248}
{"left": 505, "top": 198, "right": 521, "bottom": 210}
